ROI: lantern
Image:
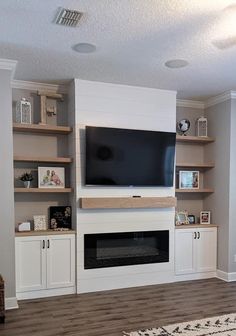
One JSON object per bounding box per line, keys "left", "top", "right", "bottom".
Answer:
{"left": 196, "top": 116, "right": 207, "bottom": 137}
{"left": 15, "top": 98, "right": 31, "bottom": 124}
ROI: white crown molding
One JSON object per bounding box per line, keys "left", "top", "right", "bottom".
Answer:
{"left": 0, "top": 59, "right": 17, "bottom": 79}
{"left": 177, "top": 99, "right": 205, "bottom": 109}
{"left": 205, "top": 91, "right": 236, "bottom": 108}
{"left": 11, "top": 79, "right": 69, "bottom": 94}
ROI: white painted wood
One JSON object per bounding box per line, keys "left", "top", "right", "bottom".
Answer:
{"left": 175, "top": 229, "right": 196, "bottom": 275}
{"left": 74, "top": 80, "right": 177, "bottom": 292}
{"left": 16, "top": 286, "right": 76, "bottom": 300}
{"left": 15, "top": 234, "right": 75, "bottom": 298}
{"left": 15, "top": 236, "right": 46, "bottom": 292}
{"left": 175, "top": 228, "right": 217, "bottom": 276}
{"left": 196, "top": 228, "right": 217, "bottom": 272}
{"left": 46, "top": 235, "right": 75, "bottom": 289}
{"left": 5, "top": 297, "right": 19, "bottom": 310}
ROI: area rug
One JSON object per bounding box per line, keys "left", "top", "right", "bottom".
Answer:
{"left": 123, "top": 313, "right": 236, "bottom": 336}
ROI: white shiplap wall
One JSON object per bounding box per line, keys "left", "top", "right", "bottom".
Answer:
{"left": 74, "top": 79, "right": 177, "bottom": 293}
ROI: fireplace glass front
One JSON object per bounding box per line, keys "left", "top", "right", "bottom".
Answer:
{"left": 84, "top": 230, "right": 169, "bottom": 269}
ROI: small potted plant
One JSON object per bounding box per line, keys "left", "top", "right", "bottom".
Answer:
{"left": 19, "top": 172, "right": 33, "bottom": 188}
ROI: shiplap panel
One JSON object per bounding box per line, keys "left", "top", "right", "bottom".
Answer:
{"left": 74, "top": 79, "right": 176, "bottom": 292}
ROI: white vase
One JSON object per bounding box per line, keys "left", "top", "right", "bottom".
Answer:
{"left": 23, "top": 181, "right": 31, "bottom": 188}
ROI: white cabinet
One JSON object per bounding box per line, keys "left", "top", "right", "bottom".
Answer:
{"left": 175, "top": 227, "right": 217, "bottom": 275}
{"left": 15, "top": 234, "right": 75, "bottom": 298}
{"left": 15, "top": 236, "right": 46, "bottom": 292}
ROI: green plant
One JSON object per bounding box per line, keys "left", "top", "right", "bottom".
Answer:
{"left": 19, "top": 172, "right": 34, "bottom": 182}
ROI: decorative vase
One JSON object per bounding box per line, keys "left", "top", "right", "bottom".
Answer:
{"left": 23, "top": 181, "right": 31, "bottom": 188}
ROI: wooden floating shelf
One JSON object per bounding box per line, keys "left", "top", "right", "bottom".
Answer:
{"left": 13, "top": 123, "right": 72, "bottom": 135}
{"left": 14, "top": 188, "right": 72, "bottom": 193}
{"left": 175, "top": 188, "right": 214, "bottom": 193}
{"left": 14, "top": 156, "right": 72, "bottom": 163}
{"left": 176, "top": 162, "right": 215, "bottom": 169}
{"left": 176, "top": 135, "right": 215, "bottom": 144}
{"left": 175, "top": 224, "right": 218, "bottom": 229}
{"left": 80, "top": 196, "right": 177, "bottom": 209}
{"left": 15, "top": 230, "right": 76, "bottom": 237}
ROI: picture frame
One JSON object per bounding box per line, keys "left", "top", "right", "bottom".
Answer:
{"left": 179, "top": 170, "right": 199, "bottom": 189}
{"left": 175, "top": 211, "right": 189, "bottom": 226}
{"left": 188, "top": 214, "right": 196, "bottom": 224}
{"left": 49, "top": 206, "right": 72, "bottom": 230}
{"left": 200, "top": 211, "right": 211, "bottom": 224}
{"left": 38, "top": 167, "right": 65, "bottom": 188}
{"left": 33, "top": 215, "right": 47, "bottom": 231}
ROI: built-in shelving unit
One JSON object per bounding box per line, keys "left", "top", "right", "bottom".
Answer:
{"left": 80, "top": 196, "right": 177, "bottom": 209}
{"left": 176, "top": 135, "right": 215, "bottom": 144}
{"left": 175, "top": 188, "right": 214, "bottom": 193}
{"left": 176, "top": 162, "right": 214, "bottom": 169}
{"left": 175, "top": 224, "right": 218, "bottom": 229}
{"left": 14, "top": 188, "right": 72, "bottom": 193}
{"left": 14, "top": 156, "right": 72, "bottom": 163}
{"left": 13, "top": 123, "right": 72, "bottom": 135}
{"left": 175, "top": 119, "right": 215, "bottom": 225}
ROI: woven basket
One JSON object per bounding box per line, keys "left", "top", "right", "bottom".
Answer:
{"left": 0, "top": 275, "right": 5, "bottom": 323}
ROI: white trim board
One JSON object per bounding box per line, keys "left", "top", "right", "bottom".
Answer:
{"left": 216, "top": 269, "right": 236, "bottom": 282}
{"left": 0, "top": 58, "right": 17, "bottom": 79}
{"left": 11, "top": 79, "right": 69, "bottom": 94}
{"left": 205, "top": 91, "right": 236, "bottom": 108}
{"left": 5, "top": 297, "right": 18, "bottom": 310}
{"left": 177, "top": 99, "right": 205, "bottom": 109}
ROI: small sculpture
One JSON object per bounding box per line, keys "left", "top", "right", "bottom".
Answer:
{"left": 37, "top": 91, "right": 64, "bottom": 125}
{"left": 177, "top": 119, "right": 190, "bottom": 136}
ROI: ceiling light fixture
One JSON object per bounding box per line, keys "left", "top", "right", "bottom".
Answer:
{"left": 72, "top": 43, "right": 96, "bottom": 53}
{"left": 165, "top": 59, "right": 189, "bottom": 69}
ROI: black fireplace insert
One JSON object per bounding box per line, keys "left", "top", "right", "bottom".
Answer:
{"left": 84, "top": 230, "right": 169, "bottom": 269}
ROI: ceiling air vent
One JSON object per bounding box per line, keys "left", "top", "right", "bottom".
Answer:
{"left": 55, "top": 7, "right": 83, "bottom": 27}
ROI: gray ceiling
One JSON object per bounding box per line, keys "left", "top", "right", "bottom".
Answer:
{"left": 1, "top": 0, "right": 236, "bottom": 99}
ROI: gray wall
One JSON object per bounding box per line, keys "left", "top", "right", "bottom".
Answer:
{"left": 204, "top": 100, "right": 231, "bottom": 273}
{"left": 229, "top": 99, "right": 236, "bottom": 272}
{"left": 0, "top": 69, "right": 16, "bottom": 298}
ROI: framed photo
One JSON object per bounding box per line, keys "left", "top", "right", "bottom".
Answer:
{"left": 33, "top": 215, "right": 47, "bottom": 231}
{"left": 176, "top": 211, "right": 189, "bottom": 226}
{"left": 188, "top": 214, "right": 196, "bottom": 224}
{"left": 38, "top": 167, "right": 65, "bottom": 188}
{"left": 49, "top": 206, "right": 72, "bottom": 230}
{"left": 200, "top": 211, "right": 211, "bottom": 224}
{"left": 179, "top": 170, "right": 199, "bottom": 189}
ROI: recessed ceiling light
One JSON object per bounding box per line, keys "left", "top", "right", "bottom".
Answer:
{"left": 165, "top": 59, "right": 189, "bottom": 69}
{"left": 72, "top": 43, "right": 96, "bottom": 53}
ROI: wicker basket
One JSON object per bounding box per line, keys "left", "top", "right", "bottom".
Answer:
{"left": 0, "top": 275, "right": 5, "bottom": 323}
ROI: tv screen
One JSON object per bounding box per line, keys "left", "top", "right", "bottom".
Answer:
{"left": 85, "top": 126, "right": 176, "bottom": 187}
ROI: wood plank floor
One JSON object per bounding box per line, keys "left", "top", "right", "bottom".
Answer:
{"left": 1, "top": 278, "right": 236, "bottom": 336}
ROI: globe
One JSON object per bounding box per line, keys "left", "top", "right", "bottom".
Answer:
{"left": 177, "top": 119, "right": 190, "bottom": 135}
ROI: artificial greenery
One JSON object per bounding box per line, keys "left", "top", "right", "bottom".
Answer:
{"left": 19, "top": 172, "right": 34, "bottom": 182}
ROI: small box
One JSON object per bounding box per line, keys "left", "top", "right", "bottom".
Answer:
{"left": 18, "top": 222, "right": 31, "bottom": 232}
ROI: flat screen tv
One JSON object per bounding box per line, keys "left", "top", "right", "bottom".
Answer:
{"left": 85, "top": 126, "right": 176, "bottom": 187}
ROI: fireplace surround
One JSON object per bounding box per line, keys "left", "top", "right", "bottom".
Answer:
{"left": 84, "top": 230, "right": 169, "bottom": 269}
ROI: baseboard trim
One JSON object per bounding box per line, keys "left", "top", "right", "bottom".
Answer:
{"left": 16, "top": 286, "right": 76, "bottom": 300}
{"left": 5, "top": 297, "right": 18, "bottom": 310}
{"left": 174, "top": 272, "right": 216, "bottom": 283}
{"left": 216, "top": 270, "right": 236, "bottom": 282}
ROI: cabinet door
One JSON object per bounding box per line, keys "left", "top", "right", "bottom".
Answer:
{"left": 175, "top": 229, "right": 196, "bottom": 275}
{"left": 196, "top": 228, "right": 217, "bottom": 272}
{"left": 15, "top": 236, "right": 47, "bottom": 292}
{"left": 46, "top": 235, "right": 75, "bottom": 289}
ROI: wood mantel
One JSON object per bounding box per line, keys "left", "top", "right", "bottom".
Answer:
{"left": 80, "top": 196, "right": 177, "bottom": 209}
